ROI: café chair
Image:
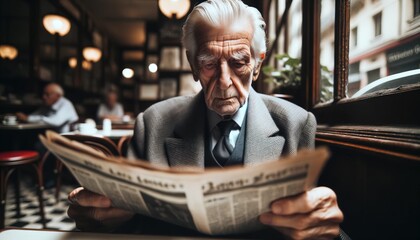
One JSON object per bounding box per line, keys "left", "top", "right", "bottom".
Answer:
{"left": 46, "top": 134, "right": 120, "bottom": 202}
{"left": 0, "top": 151, "right": 46, "bottom": 229}
{"left": 118, "top": 135, "right": 132, "bottom": 157}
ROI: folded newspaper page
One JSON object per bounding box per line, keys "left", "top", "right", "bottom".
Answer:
{"left": 40, "top": 131, "right": 329, "bottom": 235}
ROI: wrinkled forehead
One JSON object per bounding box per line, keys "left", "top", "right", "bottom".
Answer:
{"left": 199, "top": 34, "right": 252, "bottom": 55}
{"left": 194, "top": 19, "right": 253, "bottom": 55}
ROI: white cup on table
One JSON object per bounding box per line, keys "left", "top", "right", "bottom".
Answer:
{"left": 78, "top": 123, "right": 97, "bottom": 134}
{"left": 3, "top": 115, "right": 17, "bottom": 125}
{"left": 102, "top": 118, "right": 112, "bottom": 134}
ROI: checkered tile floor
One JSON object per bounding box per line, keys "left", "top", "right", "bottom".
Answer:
{"left": 4, "top": 182, "right": 77, "bottom": 231}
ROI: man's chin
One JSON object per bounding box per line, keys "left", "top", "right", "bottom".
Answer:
{"left": 212, "top": 105, "right": 239, "bottom": 117}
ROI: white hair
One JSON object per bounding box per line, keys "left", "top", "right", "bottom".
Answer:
{"left": 47, "top": 83, "right": 64, "bottom": 96}
{"left": 182, "top": 0, "right": 267, "bottom": 66}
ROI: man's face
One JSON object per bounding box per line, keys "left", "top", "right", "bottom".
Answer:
{"left": 192, "top": 20, "right": 261, "bottom": 117}
{"left": 106, "top": 92, "right": 118, "bottom": 107}
{"left": 42, "top": 86, "right": 60, "bottom": 107}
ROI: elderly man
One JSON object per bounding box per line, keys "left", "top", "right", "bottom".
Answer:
{"left": 16, "top": 83, "right": 78, "bottom": 133}
{"left": 68, "top": 1, "right": 344, "bottom": 239}
{"left": 97, "top": 86, "right": 124, "bottom": 122}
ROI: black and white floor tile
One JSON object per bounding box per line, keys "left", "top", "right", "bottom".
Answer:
{"left": 4, "top": 182, "right": 77, "bottom": 231}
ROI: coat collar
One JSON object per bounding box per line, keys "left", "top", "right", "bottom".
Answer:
{"left": 165, "top": 89, "right": 284, "bottom": 168}
{"left": 243, "top": 89, "right": 285, "bottom": 165}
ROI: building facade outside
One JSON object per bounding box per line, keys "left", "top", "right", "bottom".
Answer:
{"left": 270, "top": 0, "right": 420, "bottom": 101}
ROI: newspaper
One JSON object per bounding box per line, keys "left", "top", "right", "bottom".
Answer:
{"left": 40, "top": 130, "right": 329, "bottom": 235}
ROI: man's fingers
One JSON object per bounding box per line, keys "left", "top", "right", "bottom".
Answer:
{"left": 260, "top": 204, "right": 343, "bottom": 230}
{"left": 68, "top": 187, "right": 111, "bottom": 208}
{"left": 67, "top": 205, "right": 134, "bottom": 231}
{"left": 270, "top": 187, "right": 338, "bottom": 215}
{"left": 68, "top": 205, "right": 133, "bottom": 222}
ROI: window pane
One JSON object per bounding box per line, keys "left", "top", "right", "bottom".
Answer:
{"left": 319, "top": 0, "right": 335, "bottom": 103}
{"left": 373, "top": 12, "right": 382, "bottom": 37}
{"left": 348, "top": 0, "right": 420, "bottom": 98}
{"left": 263, "top": 0, "right": 302, "bottom": 104}
{"left": 287, "top": 0, "right": 302, "bottom": 59}
{"left": 414, "top": 0, "right": 420, "bottom": 17}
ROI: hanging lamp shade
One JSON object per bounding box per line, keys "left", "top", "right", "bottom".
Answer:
{"left": 0, "top": 45, "right": 18, "bottom": 60}
{"left": 43, "top": 14, "right": 71, "bottom": 36}
{"left": 83, "top": 47, "right": 102, "bottom": 62}
{"left": 158, "top": 0, "right": 190, "bottom": 19}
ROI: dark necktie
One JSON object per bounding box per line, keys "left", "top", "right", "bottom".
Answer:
{"left": 213, "top": 120, "right": 238, "bottom": 166}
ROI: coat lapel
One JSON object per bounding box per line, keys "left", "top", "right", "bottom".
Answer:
{"left": 164, "top": 89, "right": 284, "bottom": 168}
{"left": 244, "top": 89, "right": 285, "bottom": 165}
{"left": 165, "top": 92, "right": 206, "bottom": 168}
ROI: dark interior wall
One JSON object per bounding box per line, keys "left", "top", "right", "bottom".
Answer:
{"left": 317, "top": 143, "right": 420, "bottom": 240}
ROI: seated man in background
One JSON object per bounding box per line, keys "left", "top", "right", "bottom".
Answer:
{"left": 16, "top": 83, "right": 79, "bottom": 133}
{"left": 97, "top": 86, "right": 124, "bottom": 122}
{"left": 67, "top": 0, "right": 344, "bottom": 239}
{"left": 17, "top": 82, "right": 78, "bottom": 188}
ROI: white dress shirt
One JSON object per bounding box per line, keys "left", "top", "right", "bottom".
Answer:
{"left": 27, "top": 97, "right": 79, "bottom": 133}
{"left": 97, "top": 103, "right": 124, "bottom": 120}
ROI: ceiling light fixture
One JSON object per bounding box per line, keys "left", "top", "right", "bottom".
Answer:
{"left": 148, "top": 63, "right": 158, "bottom": 73}
{"left": 158, "top": 0, "right": 190, "bottom": 19}
{"left": 82, "top": 60, "right": 92, "bottom": 70}
{"left": 43, "top": 14, "right": 71, "bottom": 83}
{"left": 43, "top": 14, "right": 71, "bottom": 36}
{"left": 122, "top": 68, "right": 134, "bottom": 78}
{"left": 0, "top": 44, "right": 18, "bottom": 60}
{"left": 68, "top": 57, "right": 77, "bottom": 68}
{"left": 83, "top": 47, "right": 102, "bottom": 62}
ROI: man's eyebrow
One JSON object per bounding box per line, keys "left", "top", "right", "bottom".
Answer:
{"left": 197, "top": 53, "right": 218, "bottom": 63}
{"left": 230, "top": 50, "right": 250, "bottom": 61}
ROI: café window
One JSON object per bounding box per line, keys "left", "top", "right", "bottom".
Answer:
{"left": 263, "top": 0, "right": 419, "bottom": 126}
{"left": 347, "top": 1, "right": 420, "bottom": 99}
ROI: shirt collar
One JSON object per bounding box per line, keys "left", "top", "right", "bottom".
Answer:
{"left": 207, "top": 100, "right": 248, "bottom": 132}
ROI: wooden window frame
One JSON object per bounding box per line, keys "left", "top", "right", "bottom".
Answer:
{"left": 299, "top": 0, "right": 420, "bottom": 161}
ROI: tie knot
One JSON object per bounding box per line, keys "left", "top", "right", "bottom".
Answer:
{"left": 217, "top": 120, "right": 237, "bottom": 136}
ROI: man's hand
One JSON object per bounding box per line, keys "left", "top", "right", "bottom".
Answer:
{"left": 259, "top": 187, "right": 343, "bottom": 240}
{"left": 15, "top": 112, "right": 28, "bottom": 122}
{"left": 67, "top": 187, "right": 135, "bottom": 232}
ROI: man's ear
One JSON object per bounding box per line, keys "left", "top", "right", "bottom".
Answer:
{"left": 186, "top": 50, "right": 199, "bottom": 82}
{"left": 252, "top": 60, "right": 263, "bottom": 81}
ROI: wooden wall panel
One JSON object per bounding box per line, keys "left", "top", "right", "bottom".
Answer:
{"left": 317, "top": 142, "right": 420, "bottom": 239}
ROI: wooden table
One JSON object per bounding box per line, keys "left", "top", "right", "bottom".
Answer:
{"left": 96, "top": 121, "right": 135, "bottom": 130}
{"left": 0, "top": 229, "right": 232, "bottom": 240}
{"left": 0, "top": 122, "right": 53, "bottom": 151}
{"left": 0, "top": 122, "right": 52, "bottom": 130}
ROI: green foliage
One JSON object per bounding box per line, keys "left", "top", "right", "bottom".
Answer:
{"left": 263, "top": 53, "right": 333, "bottom": 102}
{"left": 263, "top": 54, "right": 301, "bottom": 88}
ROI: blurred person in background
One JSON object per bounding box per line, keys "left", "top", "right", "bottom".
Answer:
{"left": 97, "top": 86, "right": 124, "bottom": 122}
{"left": 16, "top": 83, "right": 78, "bottom": 133}
{"left": 16, "top": 83, "right": 78, "bottom": 188}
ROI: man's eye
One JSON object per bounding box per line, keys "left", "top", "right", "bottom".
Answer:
{"left": 232, "top": 61, "right": 246, "bottom": 69}
{"left": 203, "top": 63, "right": 216, "bottom": 70}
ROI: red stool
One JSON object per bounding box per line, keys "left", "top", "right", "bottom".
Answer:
{"left": 0, "top": 151, "right": 46, "bottom": 228}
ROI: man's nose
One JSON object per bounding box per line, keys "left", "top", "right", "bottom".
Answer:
{"left": 218, "top": 60, "right": 232, "bottom": 90}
